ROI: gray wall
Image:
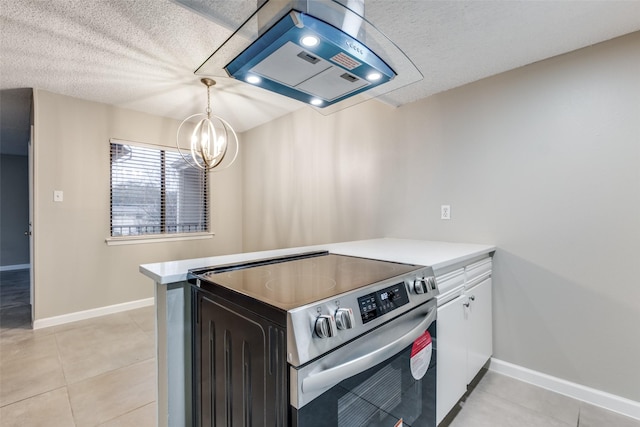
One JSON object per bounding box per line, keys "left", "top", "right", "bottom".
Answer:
{"left": 0, "top": 154, "right": 29, "bottom": 267}
{"left": 242, "top": 32, "right": 640, "bottom": 401}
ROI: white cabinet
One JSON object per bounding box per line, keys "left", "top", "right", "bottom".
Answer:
{"left": 436, "top": 258, "right": 493, "bottom": 425}
{"left": 465, "top": 277, "right": 492, "bottom": 384}
{"left": 436, "top": 292, "right": 468, "bottom": 424}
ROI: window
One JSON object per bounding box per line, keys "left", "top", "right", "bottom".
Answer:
{"left": 110, "top": 141, "right": 208, "bottom": 237}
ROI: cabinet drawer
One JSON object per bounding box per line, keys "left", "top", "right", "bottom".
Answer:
{"left": 436, "top": 268, "right": 465, "bottom": 295}
{"left": 465, "top": 257, "right": 492, "bottom": 289}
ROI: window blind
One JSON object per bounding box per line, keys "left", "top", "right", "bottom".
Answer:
{"left": 110, "top": 142, "right": 208, "bottom": 237}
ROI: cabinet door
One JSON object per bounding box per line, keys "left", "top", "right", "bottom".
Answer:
{"left": 436, "top": 296, "right": 467, "bottom": 425}
{"left": 465, "top": 277, "right": 493, "bottom": 384}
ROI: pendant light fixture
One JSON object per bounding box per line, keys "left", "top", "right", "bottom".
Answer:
{"left": 176, "top": 78, "right": 239, "bottom": 171}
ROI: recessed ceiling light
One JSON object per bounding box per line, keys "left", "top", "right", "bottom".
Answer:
{"left": 310, "top": 98, "right": 323, "bottom": 106}
{"left": 366, "top": 72, "right": 382, "bottom": 81}
{"left": 301, "top": 35, "right": 319, "bottom": 47}
{"left": 246, "top": 75, "right": 261, "bottom": 84}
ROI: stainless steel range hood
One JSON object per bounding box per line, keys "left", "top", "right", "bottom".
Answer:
{"left": 178, "top": 0, "right": 423, "bottom": 114}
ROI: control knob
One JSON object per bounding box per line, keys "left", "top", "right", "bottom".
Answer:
{"left": 335, "top": 308, "right": 355, "bottom": 330}
{"left": 314, "top": 314, "right": 337, "bottom": 338}
{"left": 425, "top": 276, "right": 437, "bottom": 291}
{"left": 406, "top": 276, "right": 437, "bottom": 294}
{"left": 406, "top": 277, "right": 426, "bottom": 294}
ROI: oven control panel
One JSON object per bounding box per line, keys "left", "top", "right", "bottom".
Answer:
{"left": 287, "top": 265, "right": 438, "bottom": 367}
{"left": 357, "top": 282, "right": 409, "bottom": 324}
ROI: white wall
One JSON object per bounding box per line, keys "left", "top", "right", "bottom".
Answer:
{"left": 242, "top": 32, "right": 640, "bottom": 402}
{"left": 32, "top": 90, "right": 243, "bottom": 320}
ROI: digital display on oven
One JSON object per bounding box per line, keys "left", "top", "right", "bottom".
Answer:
{"left": 357, "top": 282, "right": 410, "bottom": 324}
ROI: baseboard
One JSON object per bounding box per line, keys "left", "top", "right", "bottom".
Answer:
{"left": 33, "top": 297, "right": 154, "bottom": 329}
{"left": 0, "top": 263, "right": 30, "bottom": 272}
{"left": 490, "top": 358, "right": 640, "bottom": 421}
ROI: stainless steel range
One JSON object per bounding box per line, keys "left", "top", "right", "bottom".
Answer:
{"left": 188, "top": 251, "right": 439, "bottom": 427}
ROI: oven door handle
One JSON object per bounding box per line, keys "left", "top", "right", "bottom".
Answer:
{"left": 301, "top": 306, "right": 436, "bottom": 394}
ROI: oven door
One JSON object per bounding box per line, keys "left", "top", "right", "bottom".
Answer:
{"left": 290, "top": 300, "right": 437, "bottom": 427}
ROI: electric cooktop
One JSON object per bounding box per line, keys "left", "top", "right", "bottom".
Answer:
{"left": 188, "top": 251, "right": 422, "bottom": 311}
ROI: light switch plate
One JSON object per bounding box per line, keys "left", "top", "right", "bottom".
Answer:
{"left": 54, "top": 190, "right": 63, "bottom": 202}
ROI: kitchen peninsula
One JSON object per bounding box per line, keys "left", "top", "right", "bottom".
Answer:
{"left": 140, "top": 238, "right": 495, "bottom": 427}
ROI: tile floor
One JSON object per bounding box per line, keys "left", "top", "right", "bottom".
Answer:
{"left": 1, "top": 269, "right": 639, "bottom": 426}
{"left": 441, "top": 370, "right": 640, "bottom": 427}
{"left": 0, "top": 269, "right": 156, "bottom": 426}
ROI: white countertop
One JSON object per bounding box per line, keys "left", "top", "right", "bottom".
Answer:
{"left": 329, "top": 238, "right": 495, "bottom": 271}
{"left": 140, "top": 238, "right": 495, "bottom": 285}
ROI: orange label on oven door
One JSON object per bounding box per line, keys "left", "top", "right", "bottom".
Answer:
{"left": 410, "top": 331, "right": 432, "bottom": 380}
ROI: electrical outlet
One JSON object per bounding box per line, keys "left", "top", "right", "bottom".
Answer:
{"left": 54, "top": 190, "right": 63, "bottom": 202}
{"left": 441, "top": 205, "right": 451, "bottom": 220}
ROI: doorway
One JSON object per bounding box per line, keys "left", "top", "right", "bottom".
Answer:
{"left": 0, "top": 269, "right": 30, "bottom": 330}
{"left": 0, "top": 88, "right": 33, "bottom": 331}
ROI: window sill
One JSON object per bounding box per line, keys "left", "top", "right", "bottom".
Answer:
{"left": 105, "top": 232, "right": 214, "bottom": 246}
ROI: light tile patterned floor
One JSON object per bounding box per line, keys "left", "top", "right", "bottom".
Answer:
{"left": 1, "top": 269, "right": 639, "bottom": 426}
{"left": 0, "top": 270, "right": 156, "bottom": 427}
{"left": 441, "top": 370, "right": 640, "bottom": 427}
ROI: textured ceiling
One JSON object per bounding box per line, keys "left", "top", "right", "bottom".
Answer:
{"left": 1, "top": 0, "right": 640, "bottom": 155}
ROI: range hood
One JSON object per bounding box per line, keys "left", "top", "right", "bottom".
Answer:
{"left": 225, "top": 10, "right": 396, "bottom": 108}
{"left": 178, "top": 0, "right": 423, "bottom": 114}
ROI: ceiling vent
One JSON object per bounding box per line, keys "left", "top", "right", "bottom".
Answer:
{"left": 176, "top": 0, "right": 422, "bottom": 114}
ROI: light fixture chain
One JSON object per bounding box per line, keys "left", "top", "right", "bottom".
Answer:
{"left": 206, "top": 84, "right": 211, "bottom": 117}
